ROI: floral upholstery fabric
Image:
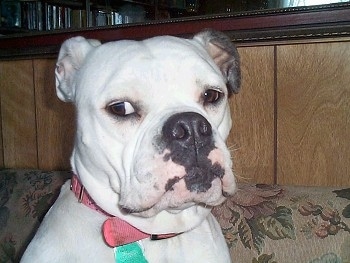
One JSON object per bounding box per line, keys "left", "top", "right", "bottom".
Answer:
{"left": 0, "top": 169, "right": 349, "bottom": 263}
{"left": 212, "top": 184, "right": 350, "bottom": 263}
{"left": 0, "top": 169, "right": 71, "bottom": 262}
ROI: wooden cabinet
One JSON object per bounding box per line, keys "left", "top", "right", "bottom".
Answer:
{"left": 0, "top": 39, "right": 349, "bottom": 187}
{"left": 4, "top": 0, "right": 340, "bottom": 34}
{"left": 34, "top": 59, "right": 75, "bottom": 170}
{"left": 230, "top": 40, "right": 350, "bottom": 187}
{"left": 0, "top": 60, "right": 37, "bottom": 168}
{"left": 227, "top": 46, "right": 275, "bottom": 185}
{"left": 0, "top": 59, "right": 75, "bottom": 170}
{"left": 276, "top": 42, "right": 350, "bottom": 186}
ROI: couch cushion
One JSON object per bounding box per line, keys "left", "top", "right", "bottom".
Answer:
{"left": 1, "top": 169, "right": 349, "bottom": 262}
{"left": 212, "top": 183, "right": 350, "bottom": 263}
{"left": 0, "top": 169, "right": 71, "bottom": 262}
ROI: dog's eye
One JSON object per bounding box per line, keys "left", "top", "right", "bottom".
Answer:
{"left": 107, "top": 101, "right": 135, "bottom": 116}
{"left": 203, "top": 89, "right": 223, "bottom": 104}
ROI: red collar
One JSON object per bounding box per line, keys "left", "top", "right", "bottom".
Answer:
{"left": 70, "top": 175, "right": 179, "bottom": 247}
{"left": 70, "top": 175, "right": 111, "bottom": 216}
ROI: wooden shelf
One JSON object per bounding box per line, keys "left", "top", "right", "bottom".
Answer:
{"left": 0, "top": 3, "right": 349, "bottom": 59}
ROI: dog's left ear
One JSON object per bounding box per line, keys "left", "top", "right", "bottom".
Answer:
{"left": 55, "top": 36, "right": 101, "bottom": 102}
{"left": 193, "top": 29, "right": 241, "bottom": 95}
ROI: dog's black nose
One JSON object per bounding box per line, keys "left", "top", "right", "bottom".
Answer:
{"left": 162, "top": 112, "right": 224, "bottom": 193}
{"left": 162, "top": 112, "right": 212, "bottom": 148}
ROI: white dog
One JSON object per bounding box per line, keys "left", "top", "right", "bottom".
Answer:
{"left": 21, "top": 29, "right": 241, "bottom": 263}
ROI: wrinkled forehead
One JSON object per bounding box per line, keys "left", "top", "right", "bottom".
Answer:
{"left": 87, "top": 36, "right": 215, "bottom": 70}
{"left": 76, "top": 36, "right": 223, "bottom": 102}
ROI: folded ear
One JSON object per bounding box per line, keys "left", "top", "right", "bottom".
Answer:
{"left": 193, "top": 29, "right": 241, "bottom": 96}
{"left": 55, "top": 36, "right": 101, "bottom": 102}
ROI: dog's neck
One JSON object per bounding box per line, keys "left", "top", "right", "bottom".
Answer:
{"left": 70, "top": 175, "right": 111, "bottom": 216}
{"left": 70, "top": 175, "right": 180, "bottom": 247}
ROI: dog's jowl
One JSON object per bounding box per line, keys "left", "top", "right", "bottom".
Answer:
{"left": 21, "top": 29, "right": 241, "bottom": 263}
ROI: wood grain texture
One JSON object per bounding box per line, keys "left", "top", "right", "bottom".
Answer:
{"left": 0, "top": 95, "right": 3, "bottom": 168}
{"left": 227, "top": 46, "right": 275, "bottom": 184}
{"left": 277, "top": 41, "right": 350, "bottom": 186}
{"left": 34, "top": 59, "right": 75, "bottom": 170}
{"left": 0, "top": 60, "right": 38, "bottom": 168}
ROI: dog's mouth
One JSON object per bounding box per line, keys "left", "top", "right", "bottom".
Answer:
{"left": 120, "top": 200, "right": 194, "bottom": 215}
{"left": 119, "top": 170, "right": 230, "bottom": 218}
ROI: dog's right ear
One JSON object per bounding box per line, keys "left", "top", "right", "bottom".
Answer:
{"left": 55, "top": 36, "right": 101, "bottom": 102}
{"left": 193, "top": 29, "right": 241, "bottom": 96}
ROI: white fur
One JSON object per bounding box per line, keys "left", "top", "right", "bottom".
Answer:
{"left": 22, "top": 183, "right": 231, "bottom": 262}
{"left": 21, "top": 30, "right": 240, "bottom": 262}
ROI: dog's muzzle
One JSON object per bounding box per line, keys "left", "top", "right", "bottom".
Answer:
{"left": 161, "top": 112, "right": 224, "bottom": 193}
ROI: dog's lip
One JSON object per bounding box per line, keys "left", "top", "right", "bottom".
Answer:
{"left": 120, "top": 202, "right": 199, "bottom": 217}
{"left": 120, "top": 204, "right": 155, "bottom": 214}
{"left": 119, "top": 175, "right": 231, "bottom": 216}
{"left": 119, "top": 191, "right": 226, "bottom": 217}
{"left": 119, "top": 201, "right": 193, "bottom": 215}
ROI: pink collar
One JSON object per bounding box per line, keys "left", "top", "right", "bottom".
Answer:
{"left": 70, "top": 175, "right": 111, "bottom": 216}
{"left": 70, "top": 175, "right": 179, "bottom": 247}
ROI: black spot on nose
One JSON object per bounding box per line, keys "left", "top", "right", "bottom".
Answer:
{"left": 162, "top": 112, "right": 224, "bottom": 193}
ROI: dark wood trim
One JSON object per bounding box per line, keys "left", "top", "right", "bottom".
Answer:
{"left": 1, "top": 3, "right": 350, "bottom": 59}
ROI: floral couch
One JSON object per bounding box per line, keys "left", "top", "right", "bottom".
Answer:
{"left": 0, "top": 169, "right": 349, "bottom": 263}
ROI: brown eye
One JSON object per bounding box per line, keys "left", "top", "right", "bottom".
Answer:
{"left": 203, "top": 89, "right": 223, "bottom": 104}
{"left": 107, "top": 101, "right": 135, "bottom": 117}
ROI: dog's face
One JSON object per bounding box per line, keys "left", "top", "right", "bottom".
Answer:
{"left": 55, "top": 30, "right": 240, "bottom": 233}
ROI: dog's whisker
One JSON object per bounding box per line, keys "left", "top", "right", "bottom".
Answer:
{"left": 227, "top": 143, "right": 242, "bottom": 153}
{"left": 235, "top": 174, "right": 251, "bottom": 184}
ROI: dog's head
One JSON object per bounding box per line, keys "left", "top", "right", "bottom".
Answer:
{"left": 55, "top": 29, "right": 241, "bottom": 234}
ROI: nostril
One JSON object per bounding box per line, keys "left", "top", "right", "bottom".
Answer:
{"left": 199, "top": 120, "right": 211, "bottom": 136}
{"left": 162, "top": 112, "right": 212, "bottom": 146}
{"left": 172, "top": 123, "right": 187, "bottom": 140}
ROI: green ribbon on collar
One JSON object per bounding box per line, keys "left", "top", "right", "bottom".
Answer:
{"left": 115, "top": 242, "right": 148, "bottom": 263}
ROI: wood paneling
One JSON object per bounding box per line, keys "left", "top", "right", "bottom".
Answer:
{"left": 34, "top": 59, "right": 75, "bottom": 170}
{"left": 0, "top": 40, "right": 349, "bottom": 187}
{"left": 277, "top": 42, "right": 350, "bottom": 186}
{"left": 227, "top": 46, "right": 275, "bottom": 184}
{"left": 0, "top": 95, "right": 3, "bottom": 168}
{"left": 0, "top": 60, "right": 38, "bottom": 168}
